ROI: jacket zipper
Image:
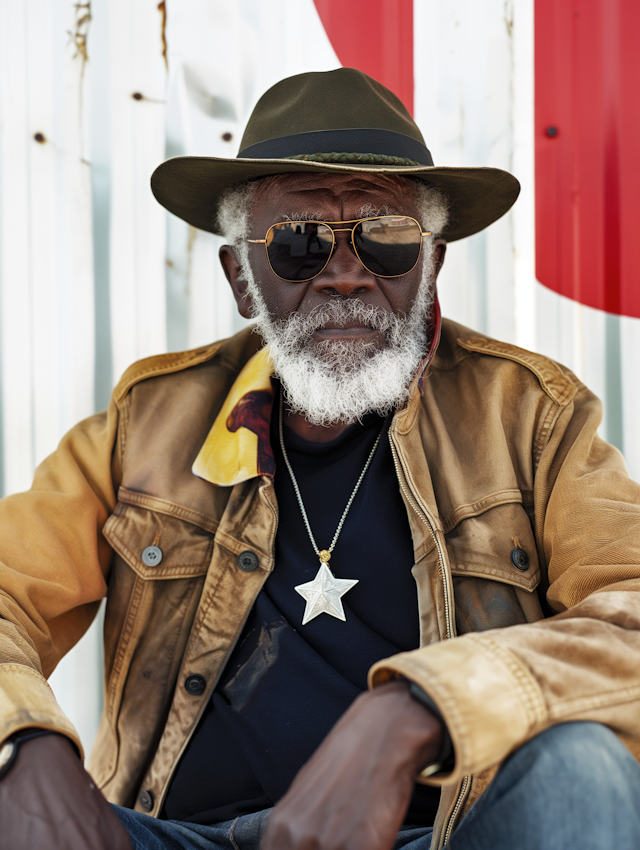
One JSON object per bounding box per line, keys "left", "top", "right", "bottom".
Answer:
{"left": 388, "top": 431, "right": 469, "bottom": 845}
{"left": 388, "top": 432, "right": 454, "bottom": 641}
{"left": 444, "top": 775, "right": 470, "bottom": 845}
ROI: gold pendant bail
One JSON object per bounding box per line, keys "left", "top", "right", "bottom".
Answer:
{"left": 319, "top": 549, "right": 331, "bottom": 564}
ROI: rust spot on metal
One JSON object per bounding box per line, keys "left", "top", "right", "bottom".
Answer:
{"left": 34, "top": 133, "right": 46, "bottom": 144}
{"left": 67, "top": 2, "right": 91, "bottom": 125}
{"left": 222, "top": 132, "right": 233, "bottom": 142}
{"left": 69, "top": 3, "right": 91, "bottom": 68}
{"left": 131, "top": 91, "right": 166, "bottom": 104}
{"left": 158, "top": 1, "right": 168, "bottom": 70}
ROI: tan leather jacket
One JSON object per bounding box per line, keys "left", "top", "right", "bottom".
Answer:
{"left": 1, "top": 318, "right": 640, "bottom": 849}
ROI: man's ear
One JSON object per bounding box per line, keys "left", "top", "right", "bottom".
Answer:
{"left": 432, "top": 240, "right": 447, "bottom": 283}
{"left": 219, "top": 245, "right": 254, "bottom": 319}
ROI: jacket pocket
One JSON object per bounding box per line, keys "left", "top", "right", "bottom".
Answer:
{"left": 444, "top": 499, "right": 544, "bottom": 634}
{"left": 102, "top": 488, "right": 216, "bottom": 580}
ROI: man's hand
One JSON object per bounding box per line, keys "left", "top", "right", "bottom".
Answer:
{"left": 261, "top": 680, "right": 444, "bottom": 850}
{"left": 0, "top": 733, "right": 132, "bottom": 850}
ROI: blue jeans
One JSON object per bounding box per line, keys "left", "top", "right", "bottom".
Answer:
{"left": 114, "top": 722, "right": 640, "bottom": 849}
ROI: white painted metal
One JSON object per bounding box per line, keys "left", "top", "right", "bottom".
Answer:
{"left": 416, "top": 0, "right": 519, "bottom": 342}
{"left": 1, "top": 0, "right": 638, "bottom": 757}
{"left": 0, "top": 0, "right": 96, "bottom": 492}
{"left": 0, "top": 0, "right": 36, "bottom": 495}
{"left": 107, "top": 0, "right": 168, "bottom": 383}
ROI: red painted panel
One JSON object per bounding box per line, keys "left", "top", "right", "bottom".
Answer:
{"left": 313, "top": 0, "right": 414, "bottom": 115}
{"left": 535, "top": 0, "right": 640, "bottom": 318}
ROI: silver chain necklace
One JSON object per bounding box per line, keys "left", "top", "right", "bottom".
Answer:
{"left": 279, "top": 388, "right": 383, "bottom": 625}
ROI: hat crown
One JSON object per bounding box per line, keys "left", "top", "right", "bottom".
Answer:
{"left": 239, "top": 68, "right": 426, "bottom": 153}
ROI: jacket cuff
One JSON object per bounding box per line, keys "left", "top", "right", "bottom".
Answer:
{"left": 368, "top": 633, "right": 547, "bottom": 785}
{"left": 0, "top": 664, "right": 83, "bottom": 758}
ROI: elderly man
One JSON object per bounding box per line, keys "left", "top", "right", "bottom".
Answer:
{"left": 1, "top": 68, "right": 640, "bottom": 850}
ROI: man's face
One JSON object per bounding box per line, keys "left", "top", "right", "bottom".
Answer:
{"left": 245, "top": 172, "right": 431, "bottom": 353}
{"left": 222, "top": 171, "right": 446, "bottom": 426}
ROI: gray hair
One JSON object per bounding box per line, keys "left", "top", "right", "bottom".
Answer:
{"left": 216, "top": 182, "right": 259, "bottom": 249}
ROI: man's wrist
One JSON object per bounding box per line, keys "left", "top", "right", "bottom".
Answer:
{"left": 0, "top": 729, "right": 75, "bottom": 781}
{"left": 406, "top": 681, "right": 455, "bottom": 776}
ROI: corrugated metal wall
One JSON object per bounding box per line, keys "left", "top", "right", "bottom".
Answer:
{"left": 0, "top": 0, "right": 638, "bottom": 754}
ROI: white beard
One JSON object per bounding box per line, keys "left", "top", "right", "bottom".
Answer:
{"left": 240, "top": 248, "right": 435, "bottom": 426}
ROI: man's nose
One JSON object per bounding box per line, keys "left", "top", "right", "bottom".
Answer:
{"left": 310, "top": 232, "right": 376, "bottom": 296}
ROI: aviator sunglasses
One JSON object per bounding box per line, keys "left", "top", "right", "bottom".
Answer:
{"left": 245, "top": 216, "right": 431, "bottom": 282}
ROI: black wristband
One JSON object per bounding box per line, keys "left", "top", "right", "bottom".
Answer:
{"left": 406, "top": 681, "right": 455, "bottom": 777}
{"left": 0, "top": 729, "right": 65, "bottom": 781}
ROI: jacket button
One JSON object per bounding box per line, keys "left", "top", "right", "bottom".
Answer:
{"left": 142, "top": 545, "right": 163, "bottom": 567}
{"left": 237, "top": 550, "right": 259, "bottom": 571}
{"left": 511, "top": 548, "right": 530, "bottom": 571}
{"left": 184, "top": 674, "right": 206, "bottom": 696}
{"left": 139, "top": 789, "right": 154, "bottom": 811}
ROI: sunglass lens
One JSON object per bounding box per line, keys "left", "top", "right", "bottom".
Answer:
{"left": 354, "top": 216, "right": 422, "bottom": 277}
{"left": 266, "top": 222, "right": 333, "bottom": 281}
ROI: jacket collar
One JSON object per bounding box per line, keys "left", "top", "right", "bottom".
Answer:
{"left": 192, "top": 346, "right": 276, "bottom": 487}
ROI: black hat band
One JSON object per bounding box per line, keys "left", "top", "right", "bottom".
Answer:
{"left": 238, "top": 128, "right": 434, "bottom": 166}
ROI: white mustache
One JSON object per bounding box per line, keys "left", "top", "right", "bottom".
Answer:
{"left": 274, "top": 300, "right": 401, "bottom": 346}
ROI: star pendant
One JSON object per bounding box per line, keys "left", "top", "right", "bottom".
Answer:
{"left": 294, "top": 562, "right": 359, "bottom": 625}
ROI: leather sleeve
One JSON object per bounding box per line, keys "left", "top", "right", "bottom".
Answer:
{"left": 370, "top": 381, "right": 640, "bottom": 785}
{"left": 0, "top": 399, "right": 121, "bottom": 756}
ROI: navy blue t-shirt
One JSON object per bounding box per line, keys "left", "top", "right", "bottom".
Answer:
{"left": 163, "top": 407, "right": 440, "bottom": 825}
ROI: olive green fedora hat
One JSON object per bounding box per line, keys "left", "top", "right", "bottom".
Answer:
{"left": 151, "top": 68, "right": 520, "bottom": 242}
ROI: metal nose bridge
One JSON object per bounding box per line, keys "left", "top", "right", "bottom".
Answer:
{"left": 322, "top": 221, "right": 361, "bottom": 260}
{"left": 322, "top": 218, "right": 368, "bottom": 236}
{"left": 323, "top": 220, "right": 363, "bottom": 244}
{"left": 329, "top": 219, "right": 386, "bottom": 262}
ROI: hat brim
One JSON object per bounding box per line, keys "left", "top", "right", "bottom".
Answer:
{"left": 150, "top": 156, "right": 520, "bottom": 243}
